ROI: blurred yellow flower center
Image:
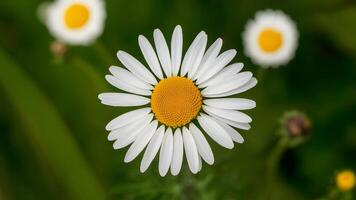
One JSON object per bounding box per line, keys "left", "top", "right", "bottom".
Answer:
{"left": 151, "top": 77, "right": 202, "bottom": 127}
{"left": 64, "top": 3, "right": 90, "bottom": 30}
{"left": 258, "top": 28, "right": 283, "bottom": 53}
{"left": 336, "top": 170, "right": 355, "bottom": 191}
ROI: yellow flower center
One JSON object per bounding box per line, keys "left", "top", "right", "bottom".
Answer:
{"left": 64, "top": 3, "right": 90, "bottom": 30}
{"left": 258, "top": 28, "right": 283, "bottom": 53}
{"left": 151, "top": 77, "right": 202, "bottom": 128}
{"left": 336, "top": 170, "right": 355, "bottom": 191}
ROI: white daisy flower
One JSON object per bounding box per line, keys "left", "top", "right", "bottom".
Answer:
{"left": 99, "top": 25, "right": 257, "bottom": 176}
{"left": 243, "top": 9, "right": 298, "bottom": 68}
{"left": 41, "top": 0, "right": 106, "bottom": 45}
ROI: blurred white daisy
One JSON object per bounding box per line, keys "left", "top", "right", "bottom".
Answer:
{"left": 99, "top": 25, "right": 257, "bottom": 176}
{"left": 40, "top": 0, "right": 106, "bottom": 45}
{"left": 243, "top": 9, "right": 298, "bottom": 68}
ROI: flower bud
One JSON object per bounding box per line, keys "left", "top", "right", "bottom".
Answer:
{"left": 50, "top": 41, "right": 67, "bottom": 57}
{"left": 279, "top": 110, "right": 311, "bottom": 147}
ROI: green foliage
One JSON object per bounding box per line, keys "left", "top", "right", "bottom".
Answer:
{"left": 0, "top": 49, "right": 107, "bottom": 200}
{"left": 316, "top": 7, "right": 356, "bottom": 56}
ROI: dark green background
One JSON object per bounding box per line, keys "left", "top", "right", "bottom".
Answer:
{"left": 0, "top": 0, "right": 355, "bottom": 199}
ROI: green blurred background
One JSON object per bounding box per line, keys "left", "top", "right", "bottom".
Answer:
{"left": 1, "top": 0, "right": 356, "bottom": 199}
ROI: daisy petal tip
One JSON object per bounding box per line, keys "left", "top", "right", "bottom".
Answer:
{"left": 207, "top": 158, "right": 214, "bottom": 165}
{"left": 108, "top": 65, "right": 116, "bottom": 71}
{"left": 123, "top": 156, "right": 132, "bottom": 163}
{"left": 116, "top": 50, "right": 123, "bottom": 56}
{"left": 138, "top": 35, "right": 147, "bottom": 43}
{"left": 229, "top": 136, "right": 236, "bottom": 146}
{"left": 104, "top": 74, "right": 111, "bottom": 80}
{"left": 116, "top": 50, "right": 127, "bottom": 60}
{"left": 251, "top": 101, "right": 257, "bottom": 108}
{"left": 153, "top": 28, "right": 162, "bottom": 35}
{"left": 159, "top": 170, "right": 167, "bottom": 177}
{"left": 227, "top": 143, "right": 234, "bottom": 149}
{"left": 174, "top": 24, "right": 182, "bottom": 31}
{"left": 171, "top": 169, "right": 179, "bottom": 176}
{"left": 139, "top": 165, "right": 147, "bottom": 173}
{"left": 105, "top": 125, "right": 112, "bottom": 131}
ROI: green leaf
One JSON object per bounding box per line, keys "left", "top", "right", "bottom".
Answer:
{"left": 0, "top": 49, "right": 107, "bottom": 200}
{"left": 316, "top": 7, "right": 356, "bottom": 55}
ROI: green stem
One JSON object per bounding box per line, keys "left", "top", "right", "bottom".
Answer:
{"left": 266, "top": 136, "right": 289, "bottom": 199}
{"left": 71, "top": 56, "right": 108, "bottom": 92}
{"left": 93, "top": 41, "right": 115, "bottom": 66}
{"left": 343, "top": 190, "right": 353, "bottom": 200}
{"left": 256, "top": 67, "right": 267, "bottom": 83}
{"left": 181, "top": 167, "right": 197, "bottom": 200}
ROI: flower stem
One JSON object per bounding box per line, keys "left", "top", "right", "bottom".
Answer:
{"left": 266, "top": 136, "right": 289, "bottom": 198}
{"left": 181, "top": 167, "right": 197, "bottom": 200}
{"left": 256, "top": 67, "right": 267, "bottom": 83}
{"left": 93, "top": 41, "right": 114, "bottom": 66}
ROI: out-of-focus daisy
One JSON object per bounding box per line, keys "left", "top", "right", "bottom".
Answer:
{"left": 336, "top": 170, "right": 355, "bottom": 191}
{"left": 40, "top": 0, "right": 106, "bottom": 45}
{"left": 99, "top": 25, "right": 257, "bottom": 176}
{"left": 243, "top": 9, "right": 298, "bottom": 68}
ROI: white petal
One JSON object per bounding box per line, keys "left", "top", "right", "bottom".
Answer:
{"left": 117, "top": 51, "right": 157, "bottom": 84}
{"left": 159, "top": 128, "right": 173, "bottom": 176}
{"left": 98, "top": 93, "right": 150, "bottom": 107}
{"left": 108, "top": 113, "right": 152, "bottom": 141}
{"left": 138, "top": 35, "right": 164, "bottom": 79}
{"left": 197, "top": 114, "right": 234, "bottom": 149}
{"left": 198, "top": 63, "right": 244, "bottom": 88}
{"left": 105, "top": 75, "right": 151, "bottom": 96}
{"left": 37, "top": 2, "right": 51, "bottom": 24}
{"left": 216, "top": 120, "right": 244, "bottom": 143}
{"left": 205, "top": 109, "right": 251, "bottom": 130}
{"left": 196, "top": 49, "right": 236, "bottom": 84}
{"left": 171, "top": 25, "right": 183, "bottom": 76}
{"left": 153, "top": 29, "right": 172, "bottom": 77}
{"left": 140, "top": 125, "right": 165, "bottom": 172}
{"left": 189, "top": 123, "right": 214, "bottom": 165}
{"left": 201, "top": 72, "right": 252, "bottom": 96}
{"left": 187, "top": 35, "right": 208, "bottom": 78}
{"left": 192, "top": 38, "right": 223, "bottom": 80}
{"left": 205, "top": 77, "right": 257, "bottom": 98}
{"left": 203, "top": 106, "right": 252, "bottom": 123}
{"left": 109, "top": 66, "right": 153, "bottom": 90}
{"left": 170, "top": 128, "right": 183, "bottom": 176}
{"left": 182, "top": 127, "right": 200, "bottom": 174}
{"left": 180, "top": 31, "right": 206, "bottom": 77}
{"left": 124, "top": 120, "right": 158, "bottom": 163}
{"left": 203, "top": 98, "right": 256, "bottom": 110}
{"left": 105, "top": 108, "right": 151, "bottom": 131}
{"left": 112, "top": 114, "right": 153, "bottom": 149}
{"left": 198, "top": 156, "right": 202, "bottom": 172}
